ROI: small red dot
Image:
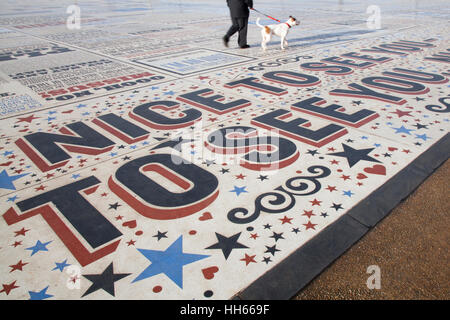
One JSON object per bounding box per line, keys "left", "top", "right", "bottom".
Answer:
{"left": 153, "top": 286, "right": 162, "bottom": 293}
{"left": 135, "top": 230, "right": 143, "bottom": 236}
{"left": 337, "top": 169, "right": 343, "bottom": 172}
{"left": 189, "top": 230, "right": 197, "bottom": 235}
{"left": 296, "top": 170, "right": 302, "bottom": 174}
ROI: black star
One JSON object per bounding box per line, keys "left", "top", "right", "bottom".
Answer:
{"left": 257, "top": 175, "right": 268, "bottom": 181}
{"left": 331, "top": 203, "right": 344, "bottom": 211}
{"left": 117, "top": 145, "right": 126, "bottom": 149}
{"left": 265, "top": 244, "right": 280, "bottom": 256}
{"left": 292, "top": 227, "right": 300, "bottom": 234}
{"left": 220, "top": 168, "right": 230, "bottom": 174}
{"left": 270, "top": 232, "right": 284, "bottom": 242}
{"left": 82, "top": 263, "right": 130, "bottom": 297}
{"left": 382, "top": 152, "right": 392, "bottom": 158}
{"left": 205, "top": 232, "right": 248, "bottom": 259}
{"left": 328, "top": 143, "right": 381, "bottom": 168}
{"left": 262, "top": 256, "right": 272, "bottom": 264}
{"left": 122, "top": 156, "right": 131, "bottom": 161}
{"left": 306, "top": 149, "right": 319, "bottom": 156}
{"left": 153, "top": 231, "right": 168, "bottom": 241}
{"left": 414, "top": 97, "right": 425, "bottom": 101}
{"left": 352, "top": 100, "right": 362, "bottom": 105}
{"left": 263, "top": 224, "right": 272, "bottom": 229}
{"left": 413, "top": 123, "right": 428, "bottom": 130}
{"left": 108, "top": 202, "right": 121, "bottom": 210}
{"left": 320, "top": 212, "right": 328, "bottom": 218}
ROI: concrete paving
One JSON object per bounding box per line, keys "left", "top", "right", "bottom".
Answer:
{"left": 0, "top": 0, "right": 448, "bottom": 300}
{"left": 295, "top": 159, "right": 449, "bottom": 300}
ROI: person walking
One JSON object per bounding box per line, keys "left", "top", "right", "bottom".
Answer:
{"left": 223, "top": 0, "right": 253, "bottom": 49}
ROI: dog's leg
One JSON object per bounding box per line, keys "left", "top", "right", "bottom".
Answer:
{"left": 280, "top": 35, "right": 286, "bottom": 50}
{"left": 262, "top": 36, "right": 268, "bottom": 51}
{"left": 261, "top": 27, "right": 272, "bottom": 51}
{"left": 283, "top": 38, "right": 288, "bottom": 49}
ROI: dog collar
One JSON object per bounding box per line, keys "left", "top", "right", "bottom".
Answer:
{"left": 285, "top": 23, "right": 291, "bottom": 28}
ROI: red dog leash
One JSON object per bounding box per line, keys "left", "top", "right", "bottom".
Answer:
{"left": 250, "top": 7, "right": 281, "bottom": 23}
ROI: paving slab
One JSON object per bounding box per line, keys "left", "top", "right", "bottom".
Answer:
{"left": 0, "top": 0, "right": 448, "bottom": 300}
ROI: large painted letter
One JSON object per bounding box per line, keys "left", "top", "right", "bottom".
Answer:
{"left": 16, "top": 122, "right": 115, "bottom": 172}
{"left": 109, "top": 154, "right": 219, "bottom": 220}
{"left": 2, "top": 176, "right": 122, "bottom": 266}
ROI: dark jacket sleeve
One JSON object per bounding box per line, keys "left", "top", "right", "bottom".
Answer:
{"left": 227, "top": 0, "right": 253, "bottom": 17}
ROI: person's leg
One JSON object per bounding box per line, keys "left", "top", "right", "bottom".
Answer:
{"left": 236, "top": 17, "right": 249, "bottom": 48}
{"left": 224, "top": 17, "right": 240, "bottom": 45}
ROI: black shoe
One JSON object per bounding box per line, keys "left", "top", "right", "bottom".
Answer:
{"left": 240, "top": 44, "right": 250, "bottom": 49}
{"left": 223, "top": 36, "right": 229, "bottom": 48}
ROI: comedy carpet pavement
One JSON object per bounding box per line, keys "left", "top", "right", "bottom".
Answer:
{"left": 0, "top": 0, "right": 448, "bottom": 300}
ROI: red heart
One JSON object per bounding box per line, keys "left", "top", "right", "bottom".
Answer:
{"left": 388, "top": 147, "right": 398, "bottom": 152}
{"left": 364, "top": 164, "right": 386, "bottom": 175}
{"left": 199, "top": 212, "right": 212, "bottom": 221}
{"left": 357, "top": 173, "right": 368, "bottom": 180}
{"left": 122, "top": 220, "right": 137, "bottom": 229}
{"left": 202, "top": 266, "right": 219, "bottom": 280}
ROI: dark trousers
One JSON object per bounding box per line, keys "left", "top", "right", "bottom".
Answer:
{"left": 225, "top": 17, "right": 248, "bottom": 47}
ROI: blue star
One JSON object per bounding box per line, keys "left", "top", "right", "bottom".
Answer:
{"left": 2, "top": 150, "right": 13, "bottom": 156}
{"left": 52, "top": 259, "right": 71, "bottom": 272}
{"left": 229, "top": 185, "right": 248, "bottom": 196}
{"left": 76, "top": 104, "right": 87, "bottom": 109}
{"left": 7, "top": 195, "right": 18, "bottom": 202}
{"left": 0, "top": 170, "right": 29, "bottom": 190}
{"left": 71, "top": 174, "right": 81, "bottom": 179}
{"left": 415, "top": 133, "right": 431, "bottom": 141}
{"left": 110, "top": 152, "right": 118, "bottom": 157}
{"left": 47, "top": 116, "right": 56, "bottom": 122}
{"left": 26, "top": 240, "right": 52, "bottom": 256}
{"left": 392, "top": 125, "right": 414, "bottom": 135}
{"left": 28, "top": 286, "right": 53, "bottom": 300}
{"left": 343, "top": 190, "right": 355, "bottom": 197}
{"left": 132, "top": 236, "right": 209, "bottom": 288}
{"left": 163, "top": 90, "right": 175, "bottom": 96}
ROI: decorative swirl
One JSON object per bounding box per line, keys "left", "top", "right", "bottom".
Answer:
{"left": 227, "top": 165, "right": 330, "bottom": 224}
{"left": 227, "top": 188, "right": 295, "bottom": 224}
{"left": 284, "top": 165, "right": 331, "bottom": 196}
{"left": 425, "top": 97, "right": 450, "bottom": 113}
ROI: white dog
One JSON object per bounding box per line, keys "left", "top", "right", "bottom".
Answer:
{"left": 256, "top": 16, "right": 300, "bottom": 51}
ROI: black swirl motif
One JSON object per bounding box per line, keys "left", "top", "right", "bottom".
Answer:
{"left": 425, "top": 97, "right": 450, "bottom": 113}
{"left": 227, "top": 165, "right": 331, "bottom": 224}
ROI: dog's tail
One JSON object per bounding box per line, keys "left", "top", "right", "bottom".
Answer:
{"left": 256, "top": 17, "right": 264, "bottom": 28}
